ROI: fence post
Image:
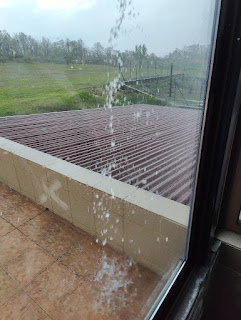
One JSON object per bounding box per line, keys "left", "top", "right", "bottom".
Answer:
{"left": 169, "top": 63, "right": 173, "bottom": 97}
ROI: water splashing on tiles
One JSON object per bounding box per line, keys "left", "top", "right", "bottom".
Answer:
{"left": 92, "top": 253, "right": 137, "bottom": 311}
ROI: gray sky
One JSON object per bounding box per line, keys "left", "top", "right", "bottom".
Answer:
{"left": 0, "top": 0, "right": 216, "bottom": 56}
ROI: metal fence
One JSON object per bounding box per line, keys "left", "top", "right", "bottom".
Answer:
{"left": 119, "top": 60, "right": 208, "bottom": 108}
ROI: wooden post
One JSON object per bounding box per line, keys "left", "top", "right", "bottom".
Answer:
{"left": 130, "top": 61, "right": 132, "bottom": 79}
{"left": 169, "top": 63, "right": 173, "bottom": 97}
{"left": 174, "top": 83, "right": 176, "bottom": 104}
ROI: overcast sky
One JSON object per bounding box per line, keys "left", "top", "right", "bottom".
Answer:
{"left": 0, "top": 0, "right": 216, "bottom": 56}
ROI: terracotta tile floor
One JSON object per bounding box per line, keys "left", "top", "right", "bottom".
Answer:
{"left": 0, "top": 182, "right": 163, "bottom": 319}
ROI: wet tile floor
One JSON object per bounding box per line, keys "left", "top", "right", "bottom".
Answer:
{"left": 0, "top": 182, "right": 162, "bottom": 319}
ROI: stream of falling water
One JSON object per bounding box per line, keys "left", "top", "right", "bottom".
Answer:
{"left": 88, "top": 1, "right": 140, "bottom": 312}
{"left": 93, "top": 0, "right": 136, "bottom": 247}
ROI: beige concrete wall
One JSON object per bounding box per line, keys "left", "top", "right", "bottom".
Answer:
{"left": 0, "top": 137, "right": 189, "bottom": 276}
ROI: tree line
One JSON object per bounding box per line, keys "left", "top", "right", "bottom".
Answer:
{"left": 0, "top": 29, "right": 210, "bottom": 66}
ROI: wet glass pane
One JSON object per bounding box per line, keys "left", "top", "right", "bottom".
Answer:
{"left": 0, "top": 0, "right": 217, "bottom": 319}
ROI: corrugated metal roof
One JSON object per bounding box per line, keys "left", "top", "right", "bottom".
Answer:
{"left": 0, "top": 105, "right": 202, "bottom": 205}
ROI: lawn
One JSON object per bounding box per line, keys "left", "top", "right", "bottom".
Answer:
{"left": 0, "top": 63, "right": 118, "bottom": 116}
{"left": 0, "top": 61, "right": 205, "bottom": 117}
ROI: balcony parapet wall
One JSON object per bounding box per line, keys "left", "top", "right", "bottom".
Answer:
{"left": 0, "top": 137, "right": 189, "bottom": 276}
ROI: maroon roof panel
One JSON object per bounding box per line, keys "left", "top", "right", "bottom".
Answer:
{"left": 0, "top": 105, "right": 202, "bottom": 205}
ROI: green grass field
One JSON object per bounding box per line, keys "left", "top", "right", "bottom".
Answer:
{"left": 0, "top": 61, "right": 205, "bottom": 117}
{"left": 0, "top": 63, "right": 119, "bottom": 116}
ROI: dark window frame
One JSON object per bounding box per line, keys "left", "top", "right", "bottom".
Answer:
{"left": 219, "top": 106, "right": 241, "bottom": 233}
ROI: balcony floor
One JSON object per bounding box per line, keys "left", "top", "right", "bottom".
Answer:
{"left": 0, "top": 182, "right": 162, "bottom": 319}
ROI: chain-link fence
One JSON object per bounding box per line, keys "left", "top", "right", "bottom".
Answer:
{"left": 119, "top": 60, "right": 208, "bottom": 108}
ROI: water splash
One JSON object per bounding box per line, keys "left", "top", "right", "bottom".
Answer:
{"left": 92, "top": 253, "right": 137, "bottom": 312}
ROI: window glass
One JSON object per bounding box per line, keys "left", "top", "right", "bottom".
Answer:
{"left": 0, "top": 0, "right": 217, "bottom": 319}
